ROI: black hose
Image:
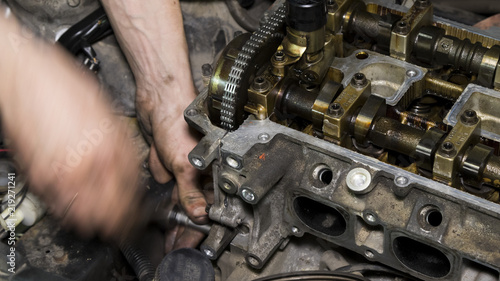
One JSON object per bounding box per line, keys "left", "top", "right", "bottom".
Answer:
{"left": 252, "top": 271, "right": 371, "bottom": 281}
{"left": 57, "top": 7, "right": 112, "bottom": 55}
{"left": 225, "top": 0, "right": 261, "bottom": 32}
{"left": 120, "top": 242, "right": 155, "bottom": 281}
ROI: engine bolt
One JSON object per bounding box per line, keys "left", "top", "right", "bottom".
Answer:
{"left": 328, "top": 102, "right": 344, "bottom": 117}
{"left": 365, "top": 213, "right": 376, "bottom": 223}
{"left": 441, "top": 141, "right": 456, "bottom": 157}
{"left": 460, "top": 109, "right": 479, "bottom": 125}
{"left": 203, "top": 248, "right": 215, "bottom": 258}
{"left": 351, "top": 73, "right": 367, "bottom": 88}
{"left": 226, "top": 156, "right": 240, "bottom": 169}
{"left": 346, "top": 168, "right": 372, "bottom": 193}
{"left": 406, "top": 69, "right": 417, "bottom": 78}
{"left": 241, "top": 188, "right": 256, "bottom": 202}
{"left": 258, "top": 133, "right": 270, "bottom": 141}
{"left": 394, "top": 20, "right": 410, "bottom": 34}
{"left": 191, "top": 157, "right": 203, "bottom": 168}
{"left": 395, "top": 176, "right": 409, "bottom": 187}
{"left": 291, "top": 226, "right": 300, "bottom": 234}
{"left": 365, "top": 250, "right": 375, "bottom": 259}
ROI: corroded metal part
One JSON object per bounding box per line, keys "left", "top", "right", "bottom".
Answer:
{"left": 190, "top": 0, "right": 500, "bottom": 279}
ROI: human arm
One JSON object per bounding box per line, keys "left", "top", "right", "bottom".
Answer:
{"left": 0, "top": 9, "right": 141, "bottom": 239}
{"left": 99, "top": 0, "right": 208, "bottom": 230}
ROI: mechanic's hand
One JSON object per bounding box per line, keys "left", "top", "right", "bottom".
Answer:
{"left": 100, "top": 0, "right": 209, "bottom": 230}
{"left": 0, "top": 11, "right": 143, "bottom": 239}
{"left": 135, "top": 80, "right": 208, "bottom": 227}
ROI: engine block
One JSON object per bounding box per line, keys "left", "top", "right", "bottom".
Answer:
{"left": 186, "top": 0, "right": 500, "bottom": 280}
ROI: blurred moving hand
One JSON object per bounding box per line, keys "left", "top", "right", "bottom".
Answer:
{"left": 101, "top": 0, "right": 209, "bottom": 239}
{"left": 0, "top": 9, "right": 141, "bottom": 240}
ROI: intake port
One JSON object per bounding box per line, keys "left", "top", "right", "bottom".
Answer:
{"left": 293, "top": 196, "right": 347, "bottom": 237}
{"left": 393, "top": 236, "right": 451, "bottom": 278}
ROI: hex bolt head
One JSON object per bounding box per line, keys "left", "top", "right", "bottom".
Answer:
{"left": 328, "top": 102, "right": 344, "bottom": 117}
{"left": 395, "top": 20, "right": 410, "bottom": 34}
{"left": 460, "top": 109, "right": 479, "bottom": 125}
{"left": 441, "top": 141, "right": 456, "bottom": 157}
{"left": 351, "top": 73, "right": 367, "bottom": 88}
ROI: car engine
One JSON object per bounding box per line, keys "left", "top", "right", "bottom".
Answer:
{"left": 1, "top": 0, "right": 500, "bottom": 280}
{"left": 184, "top": 0, "right": 500, "bottom": 280}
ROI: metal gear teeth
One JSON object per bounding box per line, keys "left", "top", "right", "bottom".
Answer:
{"left": 220, "top": 1, "right": 286, "bottom": 130}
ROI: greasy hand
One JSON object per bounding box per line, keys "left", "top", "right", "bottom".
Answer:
{"left": 162, "top": 184, "right": 212, "bottom": 253}
{"left": 135, "top": 81, "right": 208, "bottom": 228}
{"left": 100, "top": 0, "right": 209, "bottom": 232}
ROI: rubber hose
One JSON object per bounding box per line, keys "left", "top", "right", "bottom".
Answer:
{"left": 120, "top": 242, "right": 155, "bottom": 281}
{"left": 225, "top": 0, "right": 260, "bottom": 32}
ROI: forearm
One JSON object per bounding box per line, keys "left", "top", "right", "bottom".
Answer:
{"left": 100, "top": 0, "right": 196, "bottom": 112}
{"left": 0, "top": 12, "right": 108, "bottom": 181}
{"left": 0, "top": 10, "right": 142, "bottom": 238}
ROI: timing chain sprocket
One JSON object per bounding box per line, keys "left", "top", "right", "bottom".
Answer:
{"left": 220, "top": 0, "right": 287, "bottom": 130}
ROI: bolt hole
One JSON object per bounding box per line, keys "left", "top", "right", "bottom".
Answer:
{"left": 426, "top": 209, "right": 443, "bottom": 227}
{"left": 398, "top": 21, "right": 407, "bottom": 27}
{"left": 312, "top": 165, "right": 334, "bottom": 187}
{"left": 356, "top": 51, "right": 369, "bottom": 60}
{"left": 354, "top": 73, "right": 365, "bottom": 80}
{"left": 443, "top": 142, "right": 453, "bottom": 150}
{"left": 465, "top": 110, "right": 475, "bottom": 117}
{"left": 319, "top": 168, "right": 333, "bottom": 184}
{"left": 45, "top": 250, "right": 50, "bottom": 254}
{"left": 255, "top": 77, "right": 265, "bottom": 84}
